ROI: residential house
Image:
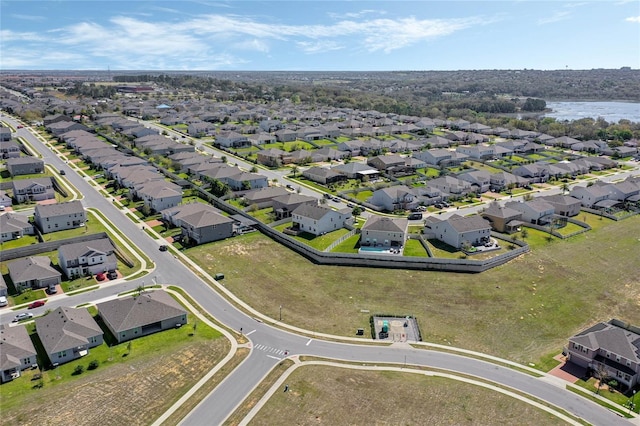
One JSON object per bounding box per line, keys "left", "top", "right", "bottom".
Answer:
{"left": 0, "top": 190, "right": 11, "bottom": 208}
{"left": 291, "top": 204, "right": 352, "bottom": 236}
{"left": 489, "top": 171, "right": 528, "bottom": 192}
{"left": 512, "top": 163, "right": 550, "bottom": 183}
{"left": 0, "top": 212, "right": 35, "bottom": 242}
{"left": 458, "top": 170, "right": 491, "bottom": 193}
{"left": 567, "top": 319, "right": 640, "bottom": 390}
{"left": 271, "top": 193, "right": 318, "bottom": 220}
{"left": 0, "top": 324, "right": 38, "bottom": 383}
{"left": 481, "top": 202, "right": 523, "bottom": 233}
{"left": 0, "top": 126, "right": 12, "bottom": 142}
{"left": 58, "top": 238, "right": 117, "bottom": 279}
{"left": 331, "top": 162, "right": 380, "bottom": 181}
{"left": 97, "top": 290, "right": 187, "bottom": 343}
{"left": 216, "top": 131, "right": 252, "bottom": 148}
{"left": 136, "top": 181, "right": 183, "bottom": 212}
{"left": 367, "top": 154, "right": 408, "bottom": 174}
{"left": 426, "top": 214, "right": 492, "bottom": 249}
{"left": 413, "top": 148, "right": 467, "bottom": 167}
{"left": 368, "top": 185, "right": 418, "bottom": 212}
{"left": 8, "top": 256, "right": 62, "bottom": 292}
{"left": 256, "top": 148, "right": 292, "bottom": 167}
{"left": 35, "top": 307, "right": 103, "bottom": 365}
{"left": 161, "top": 203, "right": 234, "bottom": 244}
{"left": 242, "top": 186, "right": 290, "bottom": 208}
{"left": 0, "top": 275, "right": 6, "bottom": 298}
{"left": 360, "top": 216, "right": 408, "bottom": 248}
{"left": 505, "top": 199, "right": 555, "bottom": 225}
{"left": 595, "top": 179, "right": 640, "bottom": 204}
{"left": 570, "top": 185, "right": 611, "bottom": 208}
{"left": 0, "top": 140, "right": 21, "bottom": 158}
{"left": 11, "top": 177, "right": 54, "bottom": 203}
{"left": 427, "top": 176, "right": 473, "bottom": 196}
{"left": 6, "top": 157, "right": 44, "bottom": 176}
{"left": 538, "top": 195, "right": 582, "bottom": 217}
{"left": 456, "top": 144, "right": 495, "bottom": 160}
{"left": 34, "top": 200, "right": 86, "bottom": 234}
{"left": 302, "top": 166, "right": 347, "bottom": 185}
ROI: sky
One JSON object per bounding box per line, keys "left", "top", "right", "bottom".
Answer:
{"left": 1, "top": 0, "right": 639, "bottom": 71}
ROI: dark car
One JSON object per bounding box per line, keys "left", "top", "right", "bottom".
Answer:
{"left": 434, "top": 204, "right": 443, "bottom": 209}
{"left": 59, "top": 169, "right": 66, "bottom": 175}
{"left": 107, "top": 271, "right": 118, "bottom": 280}
{"left": 159, "top": 244, "right": 169, "bottom": 252}
{"left": 408, "top": 212, "right": 423, "bottom": 220}
{"left": 28, "top": 300, "right": 45, "bottom": 309}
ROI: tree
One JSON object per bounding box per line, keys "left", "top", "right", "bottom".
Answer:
{"left": 352, "top": 206, "right": 363, "bottom": 216}
{"left": 594, "top": 364, "right": 608, "bottom": 394}
{"left": 561, "top": 183, "right": 570, "bottom": 195}
{"left": 291, "top": 165, "right": 299, "bottom": 177}
{"left": 250, "top": 166, "right": 258, "bottom": 173}
{"left": 521, "top": 228, "right": 528, "bottom": 240}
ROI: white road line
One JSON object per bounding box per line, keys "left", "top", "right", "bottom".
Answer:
{"left": 245, "top": 329, "right": 256, "bottom": 336}
{"left": 306, "top": 339, "right": 313, "bottom": 346}
{"left": 266, "top": 355, "right": 281, "bottom": 360}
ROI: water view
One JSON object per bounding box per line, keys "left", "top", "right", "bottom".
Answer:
{"left": 544, "top": 101, "right": 640, "bottom": 123}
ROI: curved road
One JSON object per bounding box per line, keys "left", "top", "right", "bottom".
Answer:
{"left": 0, "top": 115, "right": 635, "bottom": 426}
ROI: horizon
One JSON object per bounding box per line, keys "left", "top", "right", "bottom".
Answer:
{"left": 1, "top": 1, "right": 639, "bottom": 71}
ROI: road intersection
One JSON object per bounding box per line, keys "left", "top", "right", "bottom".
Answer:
{"left": 1, "top": 115, "right": 638, "bottom": 425}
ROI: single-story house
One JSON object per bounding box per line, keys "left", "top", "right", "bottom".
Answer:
{"left": 0, "top": 324, "right": 38, "bottom": 383}
{"left": 8, "top": 256, "right": 62, "bottom": 292}
{"left": 0, "top": 212, "right": 35, "bottom": 242}
{"left": 97, "top": 290, "right": 187, "bottom": 343}
{"left": 302, "top": 166, "right": 347, "bottom": 185}
{"left": 35, "top": 306, "right": 103, "bottom": 366}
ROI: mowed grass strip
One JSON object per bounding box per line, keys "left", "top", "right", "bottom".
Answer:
{"left": 186, "top": 216, "right": 640, "bottom": 365}
{"left": 249, "top": 365, "right": 565, "bottom": 426}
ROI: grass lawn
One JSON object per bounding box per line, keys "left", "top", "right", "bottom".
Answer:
{"left": 185, "top": 215, "right": 640, "bottom": 365}
{"left": 330, "top": 234, "right": 360, "bottom": 253}
{"left": 403, "top": 239, "right": 429, "bottom": 257}
{"left": 248, "top": 207, "right": 275, "bottom": 224}
{"left": 313, "top": 139, "right": 337, "bottom": 146}
{"left": 40, "top": 213, "right": 107, "bottom": 242}
{"left": 555, "top": 222, "right": 587, "bottom": 237}
{"left": 250, "top": 365, "right": 565, "bottom": 425}
{"left": 0, "top": 234, "right": 40, "bottom": 250}
{"left": 0, "top": 310, "right": 229, "bottom": 425}
{"left": 426, "top": 239, "right": 464, "bottom": 258}
{"left": 292, "top": 228, "right": 350, "bottom": 251}
{"left": 574, "top": 378, "right": 639, "bottom": 414}
{"left": 354, "top": 190, "right": 373, "bottom": 202}
{"left": 283, "top": 141, "right": 315, "bottom": 151}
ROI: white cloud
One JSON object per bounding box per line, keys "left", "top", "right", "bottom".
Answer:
{"left": 538, "top": 10, "right": 571, "bottom": 25}
{"left": 328, "top": 9, "right": 386, "bottom": 20}
{"left": 10, "top": 14, "right": 46, "bottom": 21}
{"left": 0, "top": 12, "right": 488, "bottom": 69}
{"left": 625, "top": 16, "right": 640, "bottom": 23}
{"left": 296, "top": 40, "right": 344, "bottom": 54}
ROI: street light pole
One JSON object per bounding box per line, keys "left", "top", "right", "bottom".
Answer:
{"left": 279, "top": 305, "right": 282, "bottom": 322}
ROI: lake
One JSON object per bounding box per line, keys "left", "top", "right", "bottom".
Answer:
{"left": 544, "top": 101, "right": 640, "bottom": 123}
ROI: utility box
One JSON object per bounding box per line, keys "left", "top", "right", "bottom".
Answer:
{"left": 214, "top": 273, "right": 225, "bottom": 280}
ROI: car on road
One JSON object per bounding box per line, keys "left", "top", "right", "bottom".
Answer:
{"left": 332, "top": 197, "right": 341, "bottom": 202}
{"left": 0, "top": 296, "right": 8, "bottom": 307}
{"left": 347, "top": 203, "right": 355, "bottom": 208}
{"left": 159, "top": 244, "right": 169, "bottom": 252}
{"left": 434, "top": 204, "right": 443, "bottom": 209}
{"left": 17, "top": 125, "right": 23, "bottom": 129}
{"left": 12, "top": 313, "right": 33, "bottom": 322}
{"left": 286, "top": 184, "right": 294, "bottom": 190}
{"left": 28, "top": 300, "right": 46, "bottom": 309}
{"left": 59, "top": 169, "right": 66, "bottom": 175}
{"left": 408, "top": 212, "right": 423, "bottom": 220}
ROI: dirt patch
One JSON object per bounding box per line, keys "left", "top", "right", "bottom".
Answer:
{"left": 2, "top": 340, "right": 228, "bottom": 426}
{"left": 145, "top": 219, "right": 163, "bottom": 227}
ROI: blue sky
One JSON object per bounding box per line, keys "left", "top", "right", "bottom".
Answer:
{"left": 1, "top": 1, "right": 638, "bottom": 71}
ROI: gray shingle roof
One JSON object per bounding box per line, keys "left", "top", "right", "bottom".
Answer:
{"left": 571, "top": 321, "right": 640, "bottom": 362}
{"left": 292, "top": 204, "right": 335, "bottom": 220}
{"left": 8, "top": 256, "right": 61, "bottom": 283}
{"left": 362, "top": 215, "right": 408, "bottom": 233}
{"left": 58, "top": 238, "right": 114, "bottom": 260}
{"left": 34, "top": 200, "right": 84, "bottom": 219}
{"left": 0, "top": 324, "right": 37, "bottom": 371}
{"left": 35, "top": 307, "right": 102, "bottom": 354}
{"left": 97, "top": 290, "right": 186, "bottom": 333}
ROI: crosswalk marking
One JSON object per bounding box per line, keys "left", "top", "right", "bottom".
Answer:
{"left": 254, "top": 344, "right": 285, "bottom": 356}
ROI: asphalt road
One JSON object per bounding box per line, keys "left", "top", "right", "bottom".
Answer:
{"left": 0, "top": 114, "right": 635, "bottom": 426}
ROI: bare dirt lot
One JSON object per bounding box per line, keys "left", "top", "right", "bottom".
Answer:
{"left": 250, "top": 365, "right": 565, "bottom": 426}
{"left": 2, "top": 339, "right": 228, "bottom": 426}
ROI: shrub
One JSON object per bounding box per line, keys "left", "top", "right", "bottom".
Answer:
{"left": 72, "top": 365, "right": 84, "bottom": 375}
{"left": 87, "top": 360, "right": 99, "bottom": 370}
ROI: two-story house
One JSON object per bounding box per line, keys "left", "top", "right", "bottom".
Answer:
{"left": 12, "top": 177, "right": 54, "bottom": 203}
{"left": 360, "top": 216, "right": 408, "bottom": 248}
{"left": 425, "top": 214, "right": 492, "bottom": 249}
{"left": 161, "top": 203, "right": 234, "bottom": 245}
{"left": 368, "top": 185, "right": 418, "bottom": 212}
{"left": 34, "top": 200, "right": 86, "bottom": 234}
{"left": 58, "top": 238, "right": 117, "bottom": 278}
{"left": 567, "top": 319, "right": 640, "bottom": 390}
{"left": 291, "top": 204, "right": 352, "bottom": 236}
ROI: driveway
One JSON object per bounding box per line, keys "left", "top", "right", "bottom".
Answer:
{"left": 549, "top": 354, "right": 586, "bottom": 383}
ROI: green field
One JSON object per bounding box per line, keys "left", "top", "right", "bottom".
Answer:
{"left": 185, "top": 215, "right": 640, "bottom": 365}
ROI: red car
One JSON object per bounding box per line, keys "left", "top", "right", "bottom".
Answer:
{"left": 96, "top": 273, "right": 106, "bottom": 281}
{"left": 28, "top": 300, "right": 46, "bottom": 309}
